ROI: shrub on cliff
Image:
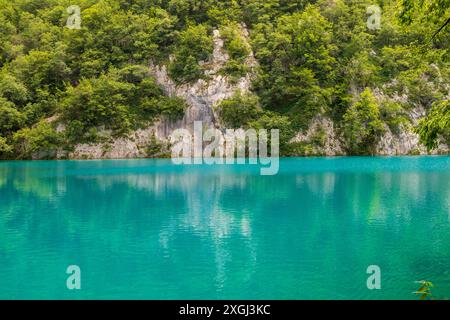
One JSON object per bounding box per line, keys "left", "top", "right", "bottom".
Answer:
{"left": 12, "top": 121, "right": 62, "bottom": 159}
{"left": 342, "top": 88, "right": 385, "bottom": 155}
{"left": 168, "top": 24, "right": 214, "bottom": 84}
{"left": 416, "top": 100, "right": 450, "bottom": 151}
{"left": 217, "top": 91, "right": 261, "bottom": 128}
{"left": 0, "top": 98, "right": 26, "bottom": 136}
{"left": 0, "top": 136, "right": 12, "bottom": 157}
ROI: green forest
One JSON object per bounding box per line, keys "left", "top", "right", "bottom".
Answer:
{"left": 0, "top": 0, "right": 449, "bottom": 159}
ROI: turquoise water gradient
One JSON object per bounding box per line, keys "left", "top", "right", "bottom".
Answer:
{"left": 1, "top": 157, "right": 450, "bottom": 299}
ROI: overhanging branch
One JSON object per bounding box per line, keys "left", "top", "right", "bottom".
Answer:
{"left": 431, "top": 17, "right": 450, "bottom": 40}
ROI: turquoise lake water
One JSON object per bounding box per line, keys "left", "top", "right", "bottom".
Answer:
{"left": 0, "top": 157, "right": 449, "bottom": 299}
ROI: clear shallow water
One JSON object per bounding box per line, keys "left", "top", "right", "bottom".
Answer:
{"left": 0, "top": 157, "right": 449, "bottom": 300}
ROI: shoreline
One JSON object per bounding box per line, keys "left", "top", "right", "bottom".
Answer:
{"left": 1, "top": 154, "right": 449, "bottom": 163}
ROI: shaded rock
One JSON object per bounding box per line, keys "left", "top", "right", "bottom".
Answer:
{"left": 291, "top": 116, "right": 344, "bottom": 156}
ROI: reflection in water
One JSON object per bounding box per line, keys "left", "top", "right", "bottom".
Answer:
{"left": 0, "top": 157, "right": 450, "bottom": 299}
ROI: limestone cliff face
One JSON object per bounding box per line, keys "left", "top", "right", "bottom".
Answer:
{"left": 373, "top": 84, "right": 448, "bottom": 155}
{"left": 67, "top": 127, "right": 157, "bottom": 159}
{"left": 291, "top": 116, "right": 344, "bottom": 156}
{"left": 66, "top": 26, "right": 447, "bottom": 160}
{"left": 68, "top": 26, "right": 257, "bottom": 159}
{"left": 151, "top": 27, "right": 257, "bottom": 139}
{"left": 291, "top": 105, "right": 448, "bottom": 157}
{"left": 375, "top": 110, "right": 448, "bottom": 156}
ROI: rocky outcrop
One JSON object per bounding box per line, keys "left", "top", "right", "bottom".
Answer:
{"left": 371, "top": 77, "right": 449, "bottom": 155}
{"left": 67, "top": 127, "right": 159, "bottom": 159}
{"left": 374, "top": 104, "right": 448, "bottom": 156}
{"left": 376, "top": 125, "right": 426, "bottom": 155}
{"left": 62, "top": 27, "right": 447, "bottom": 160}
{"left": 151, "top": 26, "right": 257, "bottom": 139}
{"left": 291, "top": 116, "right": 344, "bottom": 156}
{"left": 376, "top": 120, "right": 449, "bottom": 156}
{"left": 66, "top": 26, "right": 258, "bottom": 159}
{"left": 290, "top": 105, "right": 448, "bottom": 157}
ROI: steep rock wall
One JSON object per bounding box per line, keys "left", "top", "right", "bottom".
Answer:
{"left": 68, "top": 26, "right": 257, "bottom": 159}
{"left": 151, "top": 27, "right": 257, "bottom": 139}
{"left": 65, "top": 27, "right": 447, "bottom": 159}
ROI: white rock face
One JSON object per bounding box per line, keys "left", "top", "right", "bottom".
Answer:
{"left": 68, "top": 25, "right": 257, "bottom": 159}
{"left": 291, "top": 116, "right": 344, "bottom": 156}
{"left": 291, "top": 106, "right": 448, "bottom": 157}
{"left": 376, "top": 106, "right": 426, "bottom": 155}
{"left": 372, "top": 78, "right": 449, "bottom": 155}
{"left": 376, "top": 107, "right": 448, "bottom": 155}
{"left": 64, "top": 27, "right": 448, "bottom": 159}
{"left": 151, "top": 25, "right": 257, "bottom": 139}
{"left": 376, "top": 125, "right": 425, "bottom": 155}
{"left": 376, "top": 127, "right": 449, "bottom": 156}
{"left": 68, "top": 127, "right": 157, "bottom": 159}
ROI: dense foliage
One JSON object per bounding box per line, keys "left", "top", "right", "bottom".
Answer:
{"left": 342, "top": 88, "right": 385, "bottom": 154}
{"left": 0, "top": 0, "right": 448, "bottom": 159}
{"left": 168, "top": 24, "right": 213, "bottom": 83}
{"left": 416, "top": 99, "right": 450, "bottom": 150}
{"left": 217, "top": 91, "right": 261, "bottom": 128}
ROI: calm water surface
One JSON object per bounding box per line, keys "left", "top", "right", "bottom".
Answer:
{"left": 0, "top": 157, "right": 449, "bottom": 299}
